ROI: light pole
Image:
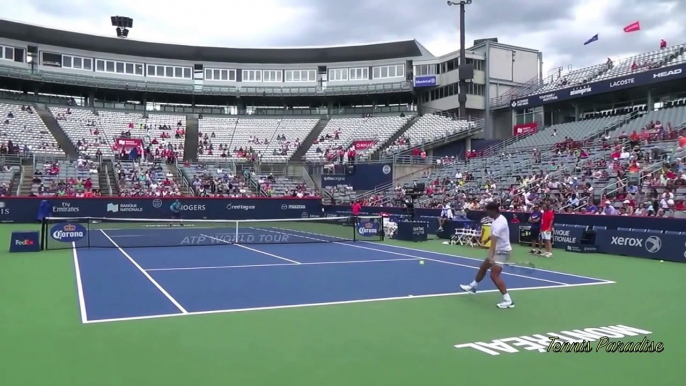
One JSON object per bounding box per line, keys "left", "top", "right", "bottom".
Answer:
{"left": 447, "top": 0, "right": 472, "bottom": 119}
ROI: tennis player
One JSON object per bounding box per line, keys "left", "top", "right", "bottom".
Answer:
{"left": 540, "top": 203, "right": 554, "bottom": 257}
{"left": 170, "top": 199, "right": 181, "bottom": 220}
{"left": 460, "top": 202, "right": 514, "bottom": 309}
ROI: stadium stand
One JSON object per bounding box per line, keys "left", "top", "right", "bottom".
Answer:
{"left": 384, "top": 114, "right": 476, "bottom": 155}
{"left": 256, "top": 173, "right": 317, "bottom": 198}
{"left": 30, "top": 159, "right": 100, "bottom": 197}
{"left": 1, "top": 103, "right": 62, "bottom": 155}
{"left": 303, "top": 115, "right": 413, "bottom": 162}
{"left": 50, "top": 107, "right": 113, "bottom": 158}
{"left": 179, "top": 163, "right": 257, "bottom": 197}
{"left": 115, "top": 160, "right": 183, "bottom": 197}
{"left": 197, "top": 117, "right": 319, "bottom": 162}
{"left": 521, "top": 43, "right": 686, "bottom": 98}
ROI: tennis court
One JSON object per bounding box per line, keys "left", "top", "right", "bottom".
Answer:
{"left": 1, "top": 218, "right": 683, "bottom": 385}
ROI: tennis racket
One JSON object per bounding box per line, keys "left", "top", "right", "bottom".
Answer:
{"left": 502, "top": 261, "right": 537, "bottom": 274}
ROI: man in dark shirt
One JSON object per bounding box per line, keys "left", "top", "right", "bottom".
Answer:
{"left": 528, "top": 204, "right": 542, "bottom": 254}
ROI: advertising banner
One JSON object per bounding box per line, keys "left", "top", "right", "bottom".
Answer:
{"left": 414, "top": 76, "right": 437, "bottom": 88}
{"left": 320, "top": 164, "right": 393, "bottom": 190}
{"left": 353, "top": 140, "right": 376, "bottom": 151}
{"left": 594, "top": 229, "right": 686, "bottom": 263}
{"left": 511, "top": 62, "right": 686, "bottom": 109}
{"left": 513, "top": 122, "right": 538, "bottom": 136}
{"left": 114, "top": 138, "right": 143, "bottom": 150}
{"left": 0, "top": 198, "right": 322, "bottom": 223}
{"left": 551, "top": 224, "right": 587, "bottom": 250}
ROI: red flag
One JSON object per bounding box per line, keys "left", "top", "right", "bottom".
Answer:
{"left": 623, "top": 21, "right": 640, "bottom": 33}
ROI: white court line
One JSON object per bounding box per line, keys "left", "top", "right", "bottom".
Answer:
{"left": 71, "top": 242, "right": 88, "bottom": 323}
{"left": 146, "top": 258, "right": 418, "bottom": 272}
{"left": 199, "top": 233, "right": 301, "bottom": 265}
{"left": 269, "top": 226, "right": 615, "bottom": 285}
{"left": 261, "top": 227, "right": 567, "bottom": 285}
{"left": 99, "top": 230, "right": 188, "bottom": 314}
{"left": 362, "top": 242, "right": 616, "bottom": 284}
{"left": 83, "top": 281, "right": 615, "bottom": 324}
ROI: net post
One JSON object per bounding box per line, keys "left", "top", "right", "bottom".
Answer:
{"left": 87, "top": 217, "right": 91, "bottom": 248}
{"left": 234, "top": 221, "right": 239, "bottom": 245}
{"left": 40, "top": 218, "right": 46, "bottom": 251}
{"left": 352, "top": 216, "right": 356, "bottom": 242}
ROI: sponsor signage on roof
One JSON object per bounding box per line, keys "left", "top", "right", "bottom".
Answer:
{"left": 510, "top": 62, "right": 686, "bottom": 109}
{"left": 414, "top": 75, "right": 437, "bottom": 88}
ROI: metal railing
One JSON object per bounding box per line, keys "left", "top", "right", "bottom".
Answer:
{"left": 105, "top": 164, "right": 113, "bottom": 196}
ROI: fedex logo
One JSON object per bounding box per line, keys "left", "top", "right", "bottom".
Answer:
{"left": 15, "top": 239, "right": 35, "bottom": 246}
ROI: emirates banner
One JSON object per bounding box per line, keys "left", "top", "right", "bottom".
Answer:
{"left": 513, "top": 122, "right": 538, "bottom": 136}
{"left": 353, "top": 140, "right": 376, "bottom": 150}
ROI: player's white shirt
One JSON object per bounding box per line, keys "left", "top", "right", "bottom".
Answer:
{"left": 441, "top": 206, "right": 454, "bottom": 219}
{"left": 491, "top": 215, "right": 512, "bottom": 252}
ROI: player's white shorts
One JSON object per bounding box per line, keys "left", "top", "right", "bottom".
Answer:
{"left": 494, "top": 250, "right": 512, "bottom": 264}
{"left": 541, "top": 231, "right": 552, "bottom": 241}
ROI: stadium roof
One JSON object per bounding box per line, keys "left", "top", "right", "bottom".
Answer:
{"left": 0, "top": 19, "right": 428, "bottom": 64}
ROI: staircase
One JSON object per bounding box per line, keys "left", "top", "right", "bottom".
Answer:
{"left": 11, "top": 167, "right": 22, "bottom": 195}
{"left": 102, "top": 159, "right": 119, "bottom": 196}
{"left": 184, "top": 115, "right": 199, "bottom": 162}
{"left": 167, "top": 162, "right": 193, "bottom": 195}
{"left": 289, "top": 117, "right": 329, "bottom": 161}
{"left": 34, "top": 104, "right": 78, "bottom": 158}
{"left": 19, "top": 165, "right": 34, "bottom": 195}
{"left": 370, "top": 115, "right": 420, "bottom": 160}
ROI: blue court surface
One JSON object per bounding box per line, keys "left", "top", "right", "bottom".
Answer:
{"left": 72, "top": 227, "right": 615, "bottom": 324}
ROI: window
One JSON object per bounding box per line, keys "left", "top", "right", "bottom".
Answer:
{"left": 349, "top": 67, "right": 368, "bottom": 81}
{"left": 94, "top": 58, "right": 143, "bottom": 76}
{"left": 329, "top": 68, "right": 348, "bottom": 81}
{"left": 60, "top": 55, "right": 92, "bottom": 71}
{"left": 242, "top": 70, "right": 262, "bottom": 82}
{"left": 285, "top": 69, "right": 315, "bottom": 82}
{"left": 415, "top": 64, "right": 437, "bottom": 76}
{"left": 372, "top": 64, "right": 404, "bottom": 80}
{"left": 263, "top": 70, "right": 282, "bottom": 82}
{"left": 147, "top": 64, "right": 192, "bottom": 79}
{"left": 205, "top": 68, "right": 236, "bottom": 81}
{"left": 1, "top": 46, "right": 14, "bottom": 61}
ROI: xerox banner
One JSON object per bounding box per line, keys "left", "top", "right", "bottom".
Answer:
{"left": 511, "top": 62, "right": 686, "bottom": 109}
{"left": 0, "top": 198, "right": 322, "bottom": 223}
{"left": 594, "top": 229, "right": 686, "bottom": 263}
{"left": 513, "top": 122, "right": 538, "bottom": 136}
{"left": 353, "top": 140, "right": 376, "bottom": 150}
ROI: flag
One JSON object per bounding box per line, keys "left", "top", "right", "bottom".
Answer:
{"left": 584, "top": 34, "right": 599, "bottom": 45}
{"left": 623, "top": 21, "right": 640, "bottom": 33}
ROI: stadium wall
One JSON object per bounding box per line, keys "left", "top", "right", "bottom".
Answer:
{"left": 0, "top": 197, "right": 323, "bottom": 223}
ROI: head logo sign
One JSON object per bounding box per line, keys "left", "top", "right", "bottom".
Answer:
{"left": 51, "top": 223, "right": 87, "bottom": 242}
{"left": 357, "top": 220, "right": 380, "bottom": 237}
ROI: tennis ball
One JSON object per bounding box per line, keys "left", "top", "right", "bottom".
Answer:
{"left": 660, "top": 260, "right": 664, "bottom": 263}
{"left": 419, "top": 260, "right": 425, "bottom": 265}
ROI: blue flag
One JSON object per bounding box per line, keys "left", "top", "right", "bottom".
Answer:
{"left": 584, "top": 34, "right": 599, "bottom": 45}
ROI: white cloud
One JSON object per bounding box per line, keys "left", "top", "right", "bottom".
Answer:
{"left": 3, "top": 0, "right": 684, "bottom": 76}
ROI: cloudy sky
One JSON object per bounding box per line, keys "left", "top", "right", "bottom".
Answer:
{"left": 6, "top": 0, "right": 685, "bottom": 74}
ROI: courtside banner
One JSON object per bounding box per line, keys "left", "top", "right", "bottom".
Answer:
{"left": 594, "top": 229, "right": 686, "bottom": 263}
{"left": 0, "top": 198, "right": 322, "bottom": 223}
{"left": 551, "top": 224, "right": 586, "bottom": 250}
{"left": 511, "top": 62, "right": 686, "bottom": 109}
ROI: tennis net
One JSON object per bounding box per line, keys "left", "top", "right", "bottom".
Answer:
{"left": 42, "top": 215, "right": 384, "bottom": 250}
